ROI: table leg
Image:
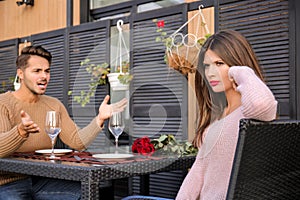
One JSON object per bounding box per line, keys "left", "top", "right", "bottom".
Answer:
{"left": 81, "top": 179, "right": 100, "bottom": 200}
{"left": 140, "top": 174, "right": 150, "bottom": 195}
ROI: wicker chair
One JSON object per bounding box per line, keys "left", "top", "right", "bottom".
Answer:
{"left": 226, "top": 119, "right": 300, "bottom": 200}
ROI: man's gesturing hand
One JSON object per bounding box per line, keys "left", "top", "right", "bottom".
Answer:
{"left": 17, "top": 110, "right": 40, "bottom": 138}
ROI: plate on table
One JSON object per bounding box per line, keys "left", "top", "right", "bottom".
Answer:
{"left": 35, "top": 149, "right": 73, "bottom": 156}
{"left": 92, "top": 153, "right": 134, "bottom": 160}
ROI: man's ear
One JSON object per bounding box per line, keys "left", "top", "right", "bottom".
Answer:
{"left": 17, "top": 68, "right": 23, "bottom": 81}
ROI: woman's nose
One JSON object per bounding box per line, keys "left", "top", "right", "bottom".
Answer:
{"left": 206, "top": 65, "right": 216, "bottom": 77}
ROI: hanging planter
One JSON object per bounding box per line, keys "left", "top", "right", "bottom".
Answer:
{"left": 165, "top": 37, "right": 202, "bottom": 75}
{"left": 108, "top": 20, "right": 133, "bottom": 91}
{"left": 70, "top": 20, "right": 133, "bottom": 107}
{"left": 13, "top": 74, "right": 20, "bottom": 91}
{"left": 108, "top": 62, "right": 133, "bottom": 91}
{"left": 107, "top": 73, "right": 127, "bottom": 91}
{"left": 154, "top": 5, "right": 211, "bottom": 76}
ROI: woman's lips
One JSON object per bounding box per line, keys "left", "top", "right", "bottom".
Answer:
{"left": 209, "top": 80, "right": 219, "bottom": 87}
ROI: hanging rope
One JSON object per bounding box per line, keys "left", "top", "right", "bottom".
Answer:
{"left": 115, "top": 19, "right": 130, "bottom": 74}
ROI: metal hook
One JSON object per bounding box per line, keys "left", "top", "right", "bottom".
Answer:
{"left": 117, "top": 19, "right": 124, "bottom": 32}
{"left": 198, "top": 4, "right": 209, "bottom": 34}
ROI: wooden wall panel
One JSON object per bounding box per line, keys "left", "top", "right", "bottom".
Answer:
{"left": 0, "top": 0, "right": 80, "bottom": 42}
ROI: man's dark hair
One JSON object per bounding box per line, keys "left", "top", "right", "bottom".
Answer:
{"left": 16, "top": 45, "right": 52, "bottom": 70}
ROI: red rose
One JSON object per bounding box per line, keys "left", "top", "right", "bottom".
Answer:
{"left": 157, "top": 20, "right": 164, "bottom": 28}
{"left": 132, "top": 137, "right": 155, "bottom": 156}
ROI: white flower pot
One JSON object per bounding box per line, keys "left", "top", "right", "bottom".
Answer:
{"left": 14, "top": 75, "right": 20, "bottom": 91}
{"left": 107, "top": 73, "right": 129, "bottom": 91}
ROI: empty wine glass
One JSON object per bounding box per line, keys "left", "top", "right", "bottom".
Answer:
{"left": 45, "top": 111, "right": 61, "bottom": 159}
{"left": 108, "top": 111, "right": 125, "bottom": 153}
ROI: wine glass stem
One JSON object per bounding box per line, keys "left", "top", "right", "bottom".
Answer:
{"left": 50, "top": 138, "right": 55, "bottom": 159}
{"left": 115, "top": 137, "right": 119, "bottom": 153}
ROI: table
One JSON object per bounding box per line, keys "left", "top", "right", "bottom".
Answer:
{"left": 0, "top": 152, "right": 195, "bottom": 199}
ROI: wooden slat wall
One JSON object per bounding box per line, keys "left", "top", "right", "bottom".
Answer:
{"left": 131, "top": 6, "right": 187, "bottom": 143}
{"left": 0, "top": 39, "right": 18, "bottom": 93}
{"left": 217, "top": 0, "right": 290, "bottom": 119}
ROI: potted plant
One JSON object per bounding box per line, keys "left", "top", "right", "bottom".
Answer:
{"left": 13, "top": 75, "right": 21, "bottom": 91}
{"left": 68, "top": 58, "right": 109, "bottom": 107}
{"left": 1, "top": 76, "right": 15, "bottom": 93}
{"left": 69, "top": 59, "right": 133, "bottom": 107}
{"left": 107, "top": 61, "right": 133, "bottom": 91}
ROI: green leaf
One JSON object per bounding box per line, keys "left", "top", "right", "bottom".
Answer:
{"left": 158, "top": 135, "right": 168, "bottom": 141}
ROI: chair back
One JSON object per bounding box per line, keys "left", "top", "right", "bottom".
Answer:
{"left": 226, "top": 119, "right": 300, "bottom": 200}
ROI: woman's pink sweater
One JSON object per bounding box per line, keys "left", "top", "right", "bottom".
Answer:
{"left": 176, "top": 66, "right": 278, "bottom": 200}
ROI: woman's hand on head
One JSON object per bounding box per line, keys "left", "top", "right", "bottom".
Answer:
{"left": 97, "top": 95, "right": 128, "bottom": 126}
{"left": 228, "top": 66, "right": 251, "bottom": 91}
{"left": 17, "top": 110, "right": 40, "bottom": 138}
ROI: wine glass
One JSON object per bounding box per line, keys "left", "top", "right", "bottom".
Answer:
{"left": 108, "top": 111, "right": 125, "bottom": 153}
{"left": 45, "top": 111, "right": 61, "bottom": 159}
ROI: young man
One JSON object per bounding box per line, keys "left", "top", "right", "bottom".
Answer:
{"left": 0, "top": 45, "right": 127, "bottom": 199}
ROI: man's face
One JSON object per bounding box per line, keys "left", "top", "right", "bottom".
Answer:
{"left": 18, "top": 55, "right": 50, "bottom": 95}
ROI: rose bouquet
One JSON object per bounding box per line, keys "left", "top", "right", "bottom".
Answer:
{"left": 132, "top": 136, "right": 155, "bottom": 156}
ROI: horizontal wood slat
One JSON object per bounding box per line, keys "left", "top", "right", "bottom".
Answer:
{"left": 0, "top": 39, "right": 18, "bottom": 92}
{"left": 218, "top": 0, "right": 290, "bottom": 118}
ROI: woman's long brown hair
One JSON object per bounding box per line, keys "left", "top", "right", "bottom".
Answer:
{"left": 193, "top": 30, "right": 264, "bottom": 147}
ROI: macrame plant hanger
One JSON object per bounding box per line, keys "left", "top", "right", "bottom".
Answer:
{"left": 108, "top": 19, "right": 130, "bottom": 91}
{"left": 115, "top": 19, "right": 130, "bottom": 74}
{"left": 166, "top": 5, "right": 210, "bottom": 75}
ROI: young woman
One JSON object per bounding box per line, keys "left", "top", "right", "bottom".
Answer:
{"left": 176, "top": 30, "right": 277, "bottom": 199}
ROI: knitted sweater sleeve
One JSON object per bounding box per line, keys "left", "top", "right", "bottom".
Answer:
{"left": 228, "top": 66, "right": 277, "bottom": 121}
{"left": 0, "top": 104, "right": 27, "bottom": 158}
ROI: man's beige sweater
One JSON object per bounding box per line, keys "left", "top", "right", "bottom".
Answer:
{"left": 0, "top": 92, "right": 102, "bottom": 185}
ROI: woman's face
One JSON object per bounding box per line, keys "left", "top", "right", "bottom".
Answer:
{"left": 204, "top": 49, "right": 232, "bottom": 93}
